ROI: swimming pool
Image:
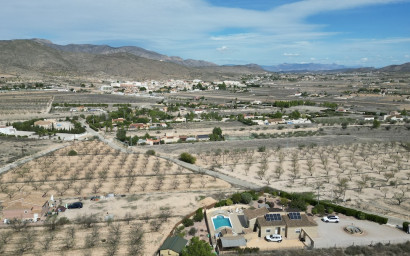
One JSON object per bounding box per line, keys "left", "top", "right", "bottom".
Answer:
{"left": 212, "top": 215, "right": 232, "bottom": 230}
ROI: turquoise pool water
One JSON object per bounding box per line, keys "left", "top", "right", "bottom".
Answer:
{"left": 212, "top": 215, "right": 232, "bottom": 230}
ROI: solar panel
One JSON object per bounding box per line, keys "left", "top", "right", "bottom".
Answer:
{"left": 265, "top": 213, "right": 282, "bottom": 221}
{"left": 288, "top": 212, "right": 301, "bottom": 220}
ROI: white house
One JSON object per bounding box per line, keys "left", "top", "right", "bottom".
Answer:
{"left": 0, "top": 126, "right": 16, "bottom": 135}
{"left": 287, "top": 118, "right": 312, "bottom": 124}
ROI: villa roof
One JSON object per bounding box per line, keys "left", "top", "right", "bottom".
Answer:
{"left": 159, "top": 236, "right": 188, "bottom": 253}
{"left": 243, "top": 208, "right": 269, "bottom": 220}
{"left": 220, "top": 236, "right": 247, "bottom": 248}
{"left": 283, "top": 214, "right": 317, "bottom": 227}
{"left": 256, "top": 216, "right": 286, "bottom": 227}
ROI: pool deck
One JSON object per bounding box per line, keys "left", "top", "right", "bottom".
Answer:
{"left": 206, "top": 205, "right": 250, "bottom": 245}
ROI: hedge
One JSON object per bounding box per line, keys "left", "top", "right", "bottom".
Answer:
{"left": 259, "top": 187, "right": 388, "bottom": 225}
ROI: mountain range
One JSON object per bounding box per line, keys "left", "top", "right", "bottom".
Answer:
{"left": 0, "top": 39, "right": 264, "bottom": 80}
{"left": 0, "top": 39, "right": 409, "bottom": 80}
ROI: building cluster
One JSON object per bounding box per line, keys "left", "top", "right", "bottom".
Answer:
{"left": 100, "top": 79, "right": 245, "bottom": 94}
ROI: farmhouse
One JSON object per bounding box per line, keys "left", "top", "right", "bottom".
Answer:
{"left": 255, "top": 212, "right": 317, "bottom": 240}
{"left": 268, "top": 118, "right": 286, "bottom": 125}
{"left": 197, "top": 134, "right": 210, "bottom": 141}
{"left": 0, "top": 125, "right": 16, "bottom": 135}
{"left": 159, "top": 236, "right": 188, "bottom": 256}
{"left": 129, "top": 123, "right": 149, "bottom": 130}
{"left": 1, "top": 192, "right": 49, "bottom": 222}
{"left": 34, "top": 119, "right": 56, "bottom": 129}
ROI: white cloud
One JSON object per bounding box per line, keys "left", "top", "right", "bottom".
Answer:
{"left": 361, "top": 57, "right": 369, "bottom": 62}
{"left": 405, "top": 54, "right": 410, "bottom": 58}
{"left": 217, "top": 46, "right": 229, "bottom": 52}
{"left": 283, "top": 53, "right": 300, "bottom": 56}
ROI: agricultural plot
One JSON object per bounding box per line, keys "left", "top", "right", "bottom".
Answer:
{"left": 194, "top": 142, "right": 410, "bottom": 220}
{"left": 0, "top": 141, "right": 230, "bottom": 200}
{"left": 0, "top": 140, "right": 230, "bottom": 255}
{"left": 0, "top": 92, "right": 52, "bottom": 116}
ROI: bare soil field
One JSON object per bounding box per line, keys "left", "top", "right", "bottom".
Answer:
{"left": 0, "top": 141, "right": 232, "bottom": 255}
{"left": 0, "top": 92, "right": 52, "bottom": 117}
{"left": 0, "top": 141, "right": 231, "bottom": 200}
{"left": 0, "top": 137, "right": 59, "bottom": 168}
{"left": 193, "top": 142, "right": 410, "bottom": 221}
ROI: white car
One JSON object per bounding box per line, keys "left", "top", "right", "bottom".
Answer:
{"left": 265, "top": 234, "right": 282, "bottom": 242}
{"left": 322, "top": 215, "right": 340, "bottom": 223}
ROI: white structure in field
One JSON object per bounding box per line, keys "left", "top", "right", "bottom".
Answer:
{"left": 0, "top": 126, "right": 16, "bottom": 135}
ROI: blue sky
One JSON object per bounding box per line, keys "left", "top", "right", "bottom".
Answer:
{"left": 1, "top": 0, "right": 410, "bottom": 67}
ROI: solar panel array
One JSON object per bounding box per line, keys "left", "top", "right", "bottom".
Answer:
{"left": 265, "top": 213, "right": 282, "bottom": 221}
{"left": 288, "top": 212, "right": 301, "bottom": 220}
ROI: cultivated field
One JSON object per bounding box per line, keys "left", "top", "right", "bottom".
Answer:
{"left": 194, "top": 142, "right": 410, "bottom": 220}
{"left": 0, "top": 141, "right": 232, "bottom": 255}
{"left": 0, "top": 92, "right": 53, "bottom": 117}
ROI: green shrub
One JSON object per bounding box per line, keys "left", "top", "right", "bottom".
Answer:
{"left": 179, "top": 152, "right": 196, "bottom": 164}
{"left": 225, "top": 199, "right": 233, "bottom": 206}
{"left": 356, "top": 211, "right": 366, "bottom": 220}
{"left": 288, "top": 198, "right": 307, "bottom": 211}
{"left": 241, "top": 192, "right": 253, "bottom": 204}
{"left": 313, "top": 204, "right": 325, "bottom": 215}
{"left": 257, "top": 146, "right": 266, "bottom": 152}
{"left": 402, "top": 222, "right": 409, "bottom": 232}
{"left": 57, "top": 217, "right": 70, "bottom": 226}
{"left": 193, "top": 208, "right": 204, "bottom": 222}
{"left": 68, "top": 150, "right": 77, "bottom": 156}
{"left": 145, "top": 149, "right": 155, "bottom": 156}
{"left": 188, "top": 227, "right": 197, "bottom": 236}
{"left": 327, "top": 207, "right": 334, "bottom": 214}
{"left": 231, "top": 193, "right": 242, "bottom": 204}
{"left": 182, "top": 218, "right": 194, "bottom": 227}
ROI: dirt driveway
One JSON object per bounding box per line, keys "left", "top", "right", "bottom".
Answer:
{"left": 313, "top": 215, "right": 409, "bottom": 248}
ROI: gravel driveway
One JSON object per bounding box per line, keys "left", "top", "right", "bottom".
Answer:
{"left": 313, "top": 215, "right": 410, "bottom": 248}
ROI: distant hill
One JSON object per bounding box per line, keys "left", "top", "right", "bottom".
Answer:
{"left": 0, "top": 39, "right": 265, "bottom": 80}
{"left": 32, "top": 38, "right": 217, "bottom": 68}
{"left": 378, "top": 62, "right": 410, "bottom": 72}
{"left": 262, "top": 63, "right": 350, "bottom": 72}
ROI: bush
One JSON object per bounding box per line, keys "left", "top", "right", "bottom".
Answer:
{"left": 179, "top": 152, "right": 196, "bottom": 164}
{"left": 188, "top": 227, "right": 197, "bottom": 236}
{"left": 231, "top": 193, "right": 242, "bottom": 204}
{"left": 356, "top": 211, "right": 366, "bottom": 220}
{"left": 225, "top": 199, "right": 233, "bottom": 206}
{"left": 288, "top": 198, "right": 307, "bottom": 211}
{"left": 57, "top": 217, "right": 71, "bottom": 226}
{"left": 241, "top": 192, "right": 253, "bottom": 204}
{"left": 327, "top": 207, "right": 334, "bottom": 214}
{"left": 312, "top": 204, "right": 325, "bottom": 215}
{"left": 145, "top": 149, "right": 155, "bottom": 156}
{"left": 68, "top": 150, "right": 77, "bottom": 156}
{"left": 182, "top": 218, "right": 194, "bottom": 227}
{"left": 193, "top": 208, "right": 204, "bottom": 222}
{"left": 403, "top": 222, "right": 409, "bottom": 232}
{"left": 257, "top": 146, "right": 266, "bottom": 152}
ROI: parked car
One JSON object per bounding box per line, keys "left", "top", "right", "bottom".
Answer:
{"left": 265, "top": 234, "right": 282, "bottom": 242}
{"left": 90, "top": 196, "right": 100, "bottom": 201}
{"left": 68, "top": 202, "right": 83, "bottom": 209}
{"left": 322, "top": 215, "right": 339, "bottom": 223}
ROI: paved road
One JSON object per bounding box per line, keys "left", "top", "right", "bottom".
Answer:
{"left": 160, "top": 155, "right": 260, "bottom": 190}
{"left": 80, "top": 120, "right": 128, "bottom": 153}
